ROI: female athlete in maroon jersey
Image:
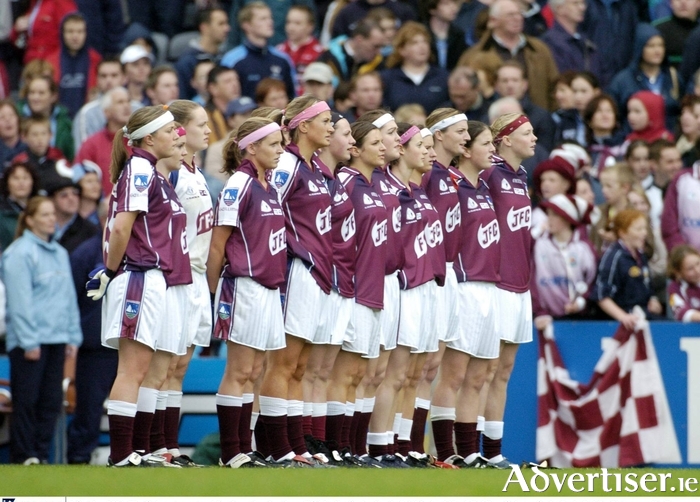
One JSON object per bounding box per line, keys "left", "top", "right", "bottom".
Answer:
{"left": 480, "top": 113, "right": 537, "bottom": 468}
{"left": 206, "top": 117, "right": 286, "bottom": 468}
{"left": 94, "top": 106, "right": 180, "bottom": 467}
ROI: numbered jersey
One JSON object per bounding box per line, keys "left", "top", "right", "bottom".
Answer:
{"left": 372, "top": 167, "right": 405, "bottom": 275}
{"left": 338, "top": 166, "right": 388, "bottom": 309}
{"left": 215, "top": 159, "right": 287, "bottom": 290}
{"left": 480, "top": 155, "right": 532, "bottom": 293}
{"left": 454, "top": 173, "right": 501, "bottom": 284}
{"left": 421, "top": 161, "right": 462, "bottom": 263}
{"left": 172, "top": 162, "right": 213, "bottom": 274}
{"left": 104, "top": 148, "right": 183, "bottom": 276}
{"left": 272, "top": 145, "right": 333, "bottom": 294}
{"left": 160, "top": 172, "right": 193, "bottom": 287}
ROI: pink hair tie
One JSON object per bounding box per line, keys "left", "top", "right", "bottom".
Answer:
{"left": 493, "top": 115, "right": 530, "bottom": 145}
{"left": 238, "top": 122, "right": 281, "bottom": 150}
{"left": 400, "top": 126, "right": 421, "bottom": 145}
{"left": 175, "top": 126, "right": 186, "bottom": 137}
{"left": 287, "top": 101, "right": 331, "bottom": 130}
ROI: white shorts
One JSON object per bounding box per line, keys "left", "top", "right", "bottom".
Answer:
{"left": 213, "top": 276, "right": 285, "bottom": 351}
{"left": 397, "top": 281, "right": 432, "bottom": 353}
{"left": 420, "top": 280, "right": 440, "bottom": 353}
{"left": 102, "top": 269, "right": 166, "bottom": 351}
{"left": 435, "top": 265, "right": 460, "bottom": 343}
{"left": 284, "top": 258, "right": 331, "bottom": 344}
{"left": 380, "top": 274, "right": 400, "bottom": 351}
{"left": 344, "top": 302, "right": 382, "bottom": 359}
{"left": 448, "top": 282, "right": 500, "bottom": 358}
{"left": 496, "top": 288, "right": 533, "bottom": 344}
{"left": 329, "top": 290, "right": 354, "bottom": 346}
{"left": 157, "top": 284, "right": 189, "bottom": 356}
{"left": 185, "top": 271, "right": 212, "bottom": 348}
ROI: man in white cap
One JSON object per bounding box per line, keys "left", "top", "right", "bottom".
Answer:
{"left": 301, "top": 62, "right": 334, "bottom": 102}
{"left": 120, "top": 44, "right": 155, "bottom": 105}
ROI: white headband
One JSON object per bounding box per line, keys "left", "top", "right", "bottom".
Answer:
{"left": 420, "top": 128, "right": 432, "bottom": 138}
{"left": 123, "top": 111, "right": 175, "bottom": 146}
{"left": 372, "top": 113, "right": 394, "bottom": 129}
{"left": 428, "top": 113, "right": 468, "bottom": 134}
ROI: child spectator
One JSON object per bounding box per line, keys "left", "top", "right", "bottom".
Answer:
{"left": 626, "top": 140, "right": 663, "bottom": 230}
{"left": 393, "top": 103, "right": 427, "bottom": 125}
{"left": 592, "top": 208, "right": 664, "bottom": 328}
{"left": 45, "top": 12, "right": 102, "bottom": 119}
{"left": 531, "top": 193, "right": 596, "bottom": 330}
{"left": 625, "top": 90, "right": 675, "bottom": 144}
{"left": 590, "top": 162, "right": 635, "bottom": 256}
{"left": 531, "top": 154, "right": 577, "bottom": 239}
{"left": 332, "top": 81, "right": 353, "bottom": 114}
{"left": 667, "top": 245, "right": 700, "bottom": 322}
{"left": 276, "top": 5, "right": 323, "bottom": 91}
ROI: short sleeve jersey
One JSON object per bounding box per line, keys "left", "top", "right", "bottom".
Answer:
{"left": 480, "top": 156, "right": 532, "bottom": 293}
{"left": 668, "top": 279, "right": 700, "bottom": 321}
{"left": 372, "top": 167, "right": 405, "bottom": 275}
{"left": 338, "top": 166, "right": 388, "bottom": 309}
{"left": 421, "top": 162, "right": 462, "bottom": 263}
{"left": 272, "top": 145, "right": 333, "bottom": 294}
{"left": 172, "top": 160, "right": 214, "bottom": 274}
{"left": 215, "top": 159, "right": 287, "bottom": 290}
{"left": 104, "top": 148, "right": 179, "bottom": 275}
{"left": 454, "top": 173, "right": 501, "bottom": 284}
{"left": 313, "top": 154, "right": 356, "bottom": 298}
{"left": 160, "top": 173, "right": 192, "bottom": 287}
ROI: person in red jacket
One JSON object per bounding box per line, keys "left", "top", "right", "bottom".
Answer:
{"left": 11, "top": 0, "right": 78, "bottom": 64}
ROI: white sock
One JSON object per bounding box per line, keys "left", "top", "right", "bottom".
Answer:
{"left": 166, "top": 390, "right": 183, "bottom": 408}
{"left": 107, "top": 400, "right": 137, "bottom": 417}
{"left": 302, "top": 401, "right": 313, "bottom": 417}
{"left": 259, "top": 396, "right": 287, "bottom": 417}
{"left": 327, "top": 401, "right": 345, "bottom": 417}
{"left": 136, "top": 387, "right": 159, "bottom": 413}
{"left": 398, "top": 418, "right": 412, "bottom": 441}
{"left": 287, "top": 399, "right": 303, "bottom": 417}
{"left": 363, "top": 397, "right": 375, "bottom": 413}
{"left": 484, "top": 420, "right": 503, "bottom": 440}
{"left": 216, "top": 394, "right": 243, "bottom": 407}
{"left": 392, "top": 413, "right": 402, "bottom": 434}
{"left": 430, "top": 406, "right": 456, "bottom": 421}
{"left": 415, "top": 397, "right": 430, "bottom": 410}
{"left": 312, "top": 402, "right": 327, "bottom": 417}
{"left": 155, "top": 391, "right": 168, "bottom": 412}
{"left": 477, "top": 415, "right": 485, "bottom": 432}
{"left": 344, "top": 401, "right": 355, "bottom": 417}
{"left": 367, "top": 432, "right": 387, "bottom": 445}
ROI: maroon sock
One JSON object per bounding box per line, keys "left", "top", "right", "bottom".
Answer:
{"left": 149, "top": 409, "right": 167, "bottom": 453}
{"left": 108, "top": 414, "right": 135, "bottom": 463}
{"left": 455, "top": 422, "right": 479, "bottom": 458}
{"left": 431, "top": 419, "right": 455, "bottom": 461}
{"left": 164, "top": 407, "right": 180, "bottom": 451}
{"left": 483, "top": 435, "right": 502, "bottom": 460}
{"left": 217, "top": 404, "right": 242, "bottom": 463}
{"left": 348, "top": 411, "right": 361, "bottom": 453}
{"left": 302, "top": 415, "right": 313, "bottom": 437}
{"left": 287, "top": 415, "right": 308, "bottom": 455}
{"left": 340, "top": 414, "right": 352, "bottom": 450}
{"left": 355, "top": 411, "right": 371, "bottom": 455}
{"left": 265, "top": 415, "right": 293, "bottom": 461}
{"left": 477, "top": 431, "right": 482, "bottom": 454}
{"left": 368, "top": 443, "right": 388, "bottom": 458}
{"left": 391, "top": 434, "right": 398, "bottom": 454}
{"left": 325, "top": 414, "right": 344, "bottom": 445}
{"left": 239, "top": 402, "right": 253, "bottom": 454}
{"left": 132, "top": 411, "right": 154, "bottom": 453}
{"left": 410, "top": 407, "right": 428, "bottom": 453}
{"left": 311, "top": 415, "right": 326, "bottom": 441}
{"left": 397, "top": 439, "right": 411, "bottom": 457}
{"left": 253, "top": 415, "right": 270, "bottom": 457}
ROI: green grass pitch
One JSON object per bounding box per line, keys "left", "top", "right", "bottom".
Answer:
{"left": 2, "top": 466, "right": 700, "bottom": 496}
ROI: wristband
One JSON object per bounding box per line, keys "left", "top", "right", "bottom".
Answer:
{"left": 105, "top": 268, "right": 116, "bottom": 279}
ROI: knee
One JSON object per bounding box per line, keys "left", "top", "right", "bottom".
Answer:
{"left": 291, "top": 361, "right": 308, "bottom": 383}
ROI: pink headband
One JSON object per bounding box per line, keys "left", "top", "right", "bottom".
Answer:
{"left": 175, "top": 126, "right": 186, "bottom": 137}
{"left": 493, "top": 115, "right": 530, "bottom": 145}
{"left": 400, "top": 126, "right": 421, "bottom": 145}
{"left": 287, "top": 101, "right": 331, "bottom": 130}
{"left": 238, "top": 122, "right": 281, "bottom": 150}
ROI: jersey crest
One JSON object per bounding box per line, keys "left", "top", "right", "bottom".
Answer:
{"left": 223, "top": 188, "right": 239, "bottom": 206}
{"left": 134, "top": 175, "right": 148, "bottom": 192}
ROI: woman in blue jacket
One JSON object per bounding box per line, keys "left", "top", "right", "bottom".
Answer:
{"left": 380, "top": 22, "right": 450, "bottom": 115}
{"left": 1, "top": 195, "right": 81, "bottom": 464}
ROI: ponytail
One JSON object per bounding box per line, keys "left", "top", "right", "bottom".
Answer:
{"left": 110, "top": 128, "right": 130, "bottom": 184}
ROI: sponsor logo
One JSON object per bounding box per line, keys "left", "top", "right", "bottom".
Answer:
{"left": 218, "top": 302, "right": 232, "bottom": 320}
{"left": 507, "top": 206, "right": 531, "bottom": 231}
{"left": 341, "top": 211, "right": 356, "bottom": 242}
{"left": 392, "top": 206, "right": 401, "bottom": 232}
{"left": 468, "top": 198, "right": 478, "bottom": 209}
{"left": 261, "top": 201, "right": 272, "bottom": 213}
{"left": 480, "top": 203, "right": 490, "bottom": 209}
{"left": 449, "top": 186, "right": 457, "bottom": 193}
{"left": 196, "top": 208, "right": 214, "bottom": 235}
{"left": 223, "top": 188, "right": 239, "bottom": 206}
{"left": 134, "top": 174, "right": 149, "bottom": 192}
{"left": 363, "top": 193, "right": 374, "bottom": 206}
{"left": 445, "top": 204, "right": 461, "bottom": 232}
{"left": 308, "top": 180, "right": 319, "bottom": 193}
{"left": 425, "top": 220, "right": 444, "bottom": 247}
{"left": 269, "top": 227, "right": 286, "bottom": 255}
{"left": 501, "top": 179, "right": 511, "bottom": 191}
{"left": 372, "top": 219, "right": 388, "bottom": 246}
{"left": 273, "top": 171, "right": 289, "bottom": 188}
{"left": 316, "top": 206, "right": 332, "bottom": 235}
{"left": 125, "top": 301, "right": 140, "bottom": 319}
{"left": 414, "top": 230, "right": 428, "bottom": 258}
{"left": 273, "top": 208, "right": 283, "bottom": 216}
{"left": 514, "top": 188, "right": 525, "bottom": 195}
{"left": 478, "top": 219, "right": 500, "bottom": 249}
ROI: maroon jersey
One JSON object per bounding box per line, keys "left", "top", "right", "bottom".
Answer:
{"left": 105, "top": 148, "right": 180, "bottom": 276}
{"left": 416, "top": 184, "right": 447, "bottom": 287}
{"left": 272, "top": 144, "right": 333, "bottom": 294}
{"left": 386, "top": 168, "right": 440, "bottom": 290}
{"left": 454, "top": 173, "right": 501, "bottom": 284}
{"left": 215, "top": 159, "right": 287, "bottom": 290}
{"left": 668, "top": 279, "right": 700, "bottom": 322}
{"left": 338, "top": 166, "right": 388, "bottom": 309}
{"left": 160, "top": 172, "right": 192, "bottom": 287}
{"left": 313, "top": 154, "right": 356, "bottom": 298}
{"left": 421, "top": 162, "right": 462, "bottom": 263}
{"left": 372, "top": 167, "right": 405, "bottom": 275}
{"left": 480, "top": 155, "right": 532, "bottom": 293}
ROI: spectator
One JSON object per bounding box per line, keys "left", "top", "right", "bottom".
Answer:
{"left": 667, "top": 244, "right": 700, "bottom": 322}
{"left": 580, "top": 0, "right": 638, "bottom": 87}
{"left": 458, "top": 0, "right": 560, "bottom": 111}
{"left": 1, "top": 196, "right": 81, "bottom": 465}
{"left": 679, "top": 23, "right": 700, "bottom": 86}
{"left": 144, "top": 66, "right": 179, "bottom": 106}
{"left": 175, "top": 8, "right": 231, "bottom": 100}
{"left": 627, "top": 183, "right": 668, "bottom": 287}
{"left": 228, "top": 0, "right": 317, "bottom": 48}
{"left": 74, "top": 87, "right": 131, "bottom": 197}
{"left": 72, "top": 161, "right": 102, "bottom": 226}
{"left": 126, "top": 0, "right": 186, "bottom": 38}
{"left": 553, "top": 71, "right": 577, "bottom": 111}
{"left": 625, "top": 139, "right": 663, "bottom": 228}
{"left": 394, "top": 103, "right": 427, "bottom": 125}
{"left": 455, "top": 0, "right": 489, "bottom": 46}
{"left": 464, "top": 52, "right": 503, "bottom": 108}
{"left": 0, "top": 162, "right": 39, "bottom": 251}
{"left": 493, "top": 61, "right": 556, "bottom": 150}
{"left": 624, "top": 91, "right": 675, "bottom": 144}
{"left": 190, "top": 60, "right": 216, "bottom": 106}
{"left": 584, "top": 94, "right": 626, "bottom": 172}
{"left": 318, "top": 18, "right": 386, "bottom": 82}
{"left": 75, "top": 0, "right": 125, "bottom": 57}
{"left": 276, "top": 5, "right": 324, "bottom": 89}
{"left": 531, "top": 193, "right": 596, "bottom": 330}
{"left": 10, "top": 0, "right": 77, "bottom": 64}
{"left": 332, "top": 81, "right": 354, "bottom": 114}
{"left": 301, "top": 62, "right": 335, "bottom": 102}
{"left": 120, "top": 45, "right": 154, "bottom": 106}
{"left": 47, "top": 177, "right": 98, "bottom": 253}
{"left": 380, "top": 22, "right": 450, "bottom": 113}
{"left": 331, "top": 0, "right": 416, "bottom": 39}
{"left": 220, "top": 2, "right": 296, "bottom": 101}
{"left": 0, "top": 99, "right": 27, "bottom": 173}
{"left": 662, "top": 156, "right": 700, "bottom": 251}
{"left": 18, "top": 75, "right": 74, "bottom": 161}
{"left": 566, "top": 71, "right": 601, "bottom": 144}
{"left": 653, "top": 0, "right": 700, "bottom": 68}
{"left": 346, "top": 72, "right": 384, "bottom": 122}
{"left": 649, "top": 138, "right": 684, "bottom": 193}
{"left": 531, "top": 154, "right": 577, "bottom": 238}
{"left": 422, "top": 0, "right": 467, "bottom": 70}
{"left": 44, "top": 12, "right": 102, "bottom": 119}
{"left": 676, "top": 94, "right": 700, "bottom": 156}
{"left": 366, "top": 7, "right": 399, "bottom": 57}
{"left": 592, "top": 208, "right": 664, "bottom": 328}
{"left": 542, "top": 0, "right": 599, "bottom": 75}
{"left": 440, "top": 66, "right": 490, "bottom": 122}
{"left": 590, "top": 162, "right": 635, "bottom": 255}
{"left": 254, "top": 78, "right": 290, "bottom": 109}
{"left": 204, "top": 66, "right": 241, "bottom": 144}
